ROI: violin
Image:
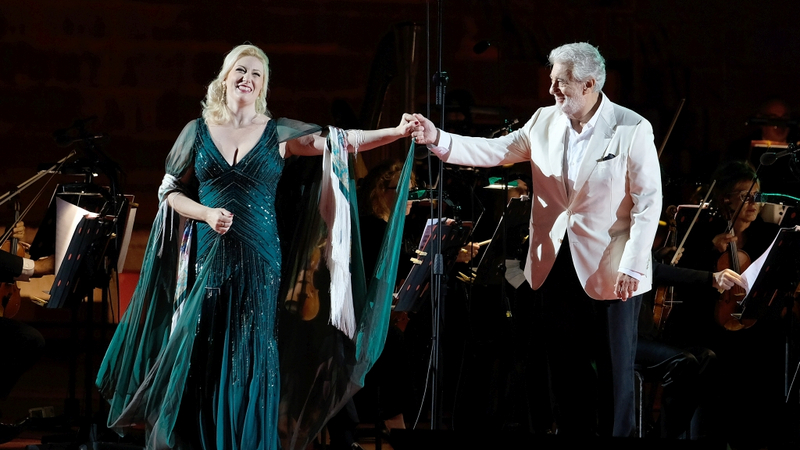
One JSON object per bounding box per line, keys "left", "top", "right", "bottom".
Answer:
{"left": 0, "top": 202, "right": 25, "bottom": 318}
{"left": 284, "top": 244, "right": 322, "bottom": 321}
{"left": 713, "top": 179, "right": 760, "bottom": 331}
{"left": 714, "top": 229, "right": 756, "bottom": 330}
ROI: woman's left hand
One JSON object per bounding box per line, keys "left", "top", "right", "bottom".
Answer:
{"left": 398, "top": 113, "right": 423, "bottom": 138}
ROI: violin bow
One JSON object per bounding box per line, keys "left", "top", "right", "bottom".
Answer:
{"left": 658, "top": 98, "right": 686, "bottom": 160}
{"left": 670, "top": 179, "right": 717, "bottom": 266}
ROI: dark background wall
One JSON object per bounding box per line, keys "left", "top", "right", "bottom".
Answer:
{"left": 2, "top": 0, "right": 799, "bottom": 234}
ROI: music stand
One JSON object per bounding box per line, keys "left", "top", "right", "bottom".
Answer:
{"left": 394, "top": 219, "right": 472, "bottom": 313}
{"left": 472, "top": 197, "right": 531, "bottom": 286}
{"left": 27, "top": 184, "right": 132, "bottom": 444}
{"left": 739, "top": 226, "right": 800, "bottom": 323}
{"left": 736, "top": 226, "right": 800, "bottom": 403}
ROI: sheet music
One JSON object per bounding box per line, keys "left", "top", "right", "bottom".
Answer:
{"left": 117, "top": 199, "right": 137, "bottom": 272}
{"left": 419, "top": 218, "right": 446, "bottom": 248}
{"left": 504, "top": 259, "right": 526, "bottom": 288}
{"left": 740, "top": 225, "right": 800, "bottom": 296}
{"left": 55, "top": 197, "right": 97, "bottom": 275}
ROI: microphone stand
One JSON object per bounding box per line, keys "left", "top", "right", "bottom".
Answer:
{"left": 429, "top": 0, "right": 448, "bottom": 431}
{"left": 759, "top": 142, "right": 800, "bottom": 166}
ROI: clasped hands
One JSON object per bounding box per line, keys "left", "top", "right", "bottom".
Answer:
{"left": 403, "top": 113, "right": 438, "bottom": 145}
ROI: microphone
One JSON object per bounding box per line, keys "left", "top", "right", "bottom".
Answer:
{"left": 53, "top": 116, "right": 100, "bottom": 146}
{"left": 759, "top": 143, "right": 799, "bottom": 166}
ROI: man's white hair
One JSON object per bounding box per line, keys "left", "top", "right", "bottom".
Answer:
{"left": 548, "top": 42, "right": 606, "bottom": 92}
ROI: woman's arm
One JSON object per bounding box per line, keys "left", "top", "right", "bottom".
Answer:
{"left": 166, "top": 169, "right": 232, "bottom": 235}
{"left": 282, "top": 114, "right": 419, "bottom": 157}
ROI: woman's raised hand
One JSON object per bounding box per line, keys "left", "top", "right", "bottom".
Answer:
{"left": 398, "top": 113, "right": 423, "bottom": 138}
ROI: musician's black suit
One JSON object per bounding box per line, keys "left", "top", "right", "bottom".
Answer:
{"left": 0, "top": 251, "right": 23, "bottom": 283}
{"left": 0, "top": 250, "right": 45, "bottom": 406}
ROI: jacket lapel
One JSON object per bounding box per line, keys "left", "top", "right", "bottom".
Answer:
{"left": 548, "top": 113, "right": 569, "bottom": 198}
{"left": 573, "top": 98, "right": 617, "bottom": 195}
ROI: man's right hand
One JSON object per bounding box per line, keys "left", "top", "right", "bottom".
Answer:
{"left": 410, "top": 113, "right": 439, "bottom": 146}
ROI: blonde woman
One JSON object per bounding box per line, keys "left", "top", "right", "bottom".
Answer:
{"left": 97, "top": 44, "right": 419, "bottom": 449}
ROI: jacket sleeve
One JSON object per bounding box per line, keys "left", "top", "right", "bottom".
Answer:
{"left": 619, "top": 118, "right": 662, "bottom": 276}
{"left": 438, "top": 110, "right": 542, "bottom": 167}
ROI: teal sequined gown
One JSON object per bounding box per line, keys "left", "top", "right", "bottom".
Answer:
{"left": 96, "top": 118, "right": 290, "bottom": 450}
{"left": 183, "top": 119, "right": 283, "bottom": 449}
{"left": 96, "top": 117, "right": 414, "bottom": 450}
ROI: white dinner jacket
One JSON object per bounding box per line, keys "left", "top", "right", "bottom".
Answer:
{"left": 438, "top": 96, "right": 662, "bottom": 300}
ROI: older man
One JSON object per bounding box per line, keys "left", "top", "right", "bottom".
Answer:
{"left": 409, "top": 42, "right": 662, "bottom": 437}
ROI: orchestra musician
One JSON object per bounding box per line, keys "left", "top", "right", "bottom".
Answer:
{"left": 665, "top": 160, "right": 788, "bottom": 448}
{"left": 638, "top": 247, "right": 744, "bottom": 439}
{"left": 0, "top": 221, "right": 53, "bottom": 444}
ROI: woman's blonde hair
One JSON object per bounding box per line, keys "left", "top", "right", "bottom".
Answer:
{"left": 359, "top": 160, "right": 415, "bottom": 222}
{"left": 202, "top": 44, "right": 271, "bottom": 124}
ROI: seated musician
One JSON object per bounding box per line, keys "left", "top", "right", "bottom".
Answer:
{"left": 0, "top": 221, "right": 53, "bottom": 443}
{"left": 664, "top": 160, "right": 787, "bottom": 448}
{"left": 638, "top": 237, "right": 744, "bottom": 439}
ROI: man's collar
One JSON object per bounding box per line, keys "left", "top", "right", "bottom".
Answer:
{"left": 562, "top": 92, "right": 605, "bottom": 134}
{"left": 582, "top": 92, "right": 605, "bottom": 131}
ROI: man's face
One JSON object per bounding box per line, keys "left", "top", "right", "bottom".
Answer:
{"left": 549, "top": 62, "right": 587, "bottom": 117}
